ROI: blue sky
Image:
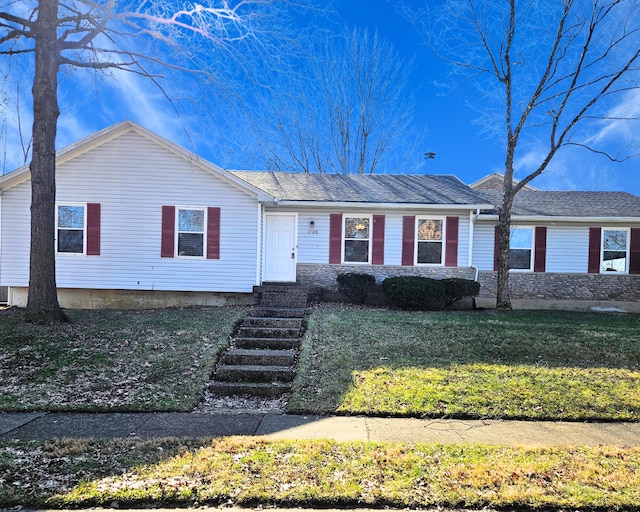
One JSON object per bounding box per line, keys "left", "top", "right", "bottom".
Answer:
{"left": 1, "top": 0, "right": 639, "bottom": 194}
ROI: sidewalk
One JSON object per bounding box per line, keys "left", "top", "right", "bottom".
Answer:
{"left": 2, "top": 411, "right": 640, "bottom": 446}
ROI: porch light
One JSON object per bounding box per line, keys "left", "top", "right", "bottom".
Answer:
{"left": 309, "top": 220, "right": 315, "bottom": 228}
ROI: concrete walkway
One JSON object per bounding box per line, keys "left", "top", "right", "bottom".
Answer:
{"left": 2, "top": 412, "right": 640, "bottom": 446}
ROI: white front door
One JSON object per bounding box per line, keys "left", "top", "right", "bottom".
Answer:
{"left": 264, "top": 214, "right": 297, "bottom": 282}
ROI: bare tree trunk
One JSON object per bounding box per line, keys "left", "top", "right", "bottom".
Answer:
{"left": 496, "top": 136, "right": 516, "bottom": 310}
{"left": 25, "top": 0, "right": 67, "bottom": 324}
{"left": 495, "top": 206, "right": 512, "bottom": 310}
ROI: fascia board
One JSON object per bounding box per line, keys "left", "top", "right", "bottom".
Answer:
{"left": 477, "top": 214, "right": 640, "bottom": 223}
{"left": 273, "top": 200, "right": 494, "bottom": 210}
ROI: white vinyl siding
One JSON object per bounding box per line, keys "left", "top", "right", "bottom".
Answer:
{"left": 546, "top": 226, "right": 589, "bottom": 273}
{"left": 0, "top": 180, "right": 31, "bottom": 286}
{"left": 472, "top": 222, "right": 498, "bottom": 271}
{"left": 473, "top": 223, "right": 597, "bottom": 273}
{"left": 1, "top": 131, "right": 260, "bottom": 293}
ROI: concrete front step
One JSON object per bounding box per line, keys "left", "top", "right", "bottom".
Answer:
{"left": 237, "top": 326, "right": 301, "bottom": 339}
{"left": 243, "top": 317, "right": 304, "bottom": 329}
{"left": 251, "top": 307, "right": 306, "bottom": 319}
{"left": 259, "top": 297, "right": 308, "bottom": 309}
{"left": 235, "top": 337, "right": 299, "bottom": 350}
{"left": 208, "top": 381, "right": 291, "bottom": 397}
{"left": 215, "top": 364, "right": 295, "bottom": 383}
{"left": 222, "top": 348, "right": 297, "bottom": 366}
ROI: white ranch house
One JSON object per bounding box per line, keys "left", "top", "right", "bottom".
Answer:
{"left": 1, "top": 122, "right": 639, "bottom": 311}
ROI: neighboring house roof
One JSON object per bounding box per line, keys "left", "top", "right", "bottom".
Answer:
{"left": 470, "top": 172, "right": 538, "bottom": 191}
{"left": 231, "top": 171, "right": 491, "bottom": 207}
{"left": 477, "top": 190, "right": 640, "bottom": 219}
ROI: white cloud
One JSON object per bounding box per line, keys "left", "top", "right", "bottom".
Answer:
{"left": 587, "top": 89, "right": 640, "bottom": 149}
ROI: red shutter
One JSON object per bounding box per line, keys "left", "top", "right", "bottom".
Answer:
{"left": 207, "top": 207, "right": 221, "bottom": 260}
{"left": 445, "top": 216, "right": 459, "bottom": 267}
{"left": 588, "top": 227, "right": 601, "bottom": 273}
{"left": 402, "top": 216, "right": 415, "bottom": 266}
{"left": 161, "top": 206, "right": 175, "bottom": 258}
{"left": 329, "top": 213, "right": 342, "bottom": 264}
{"left": 86, "top": 203, "right": 101, "bottom": 256}
{"left": 493, "top": 225, "right": 500, "bottom": 271}
{"left": 372, "top": 215, "right": 385, "bottom": 265}
{"left": 534, "top": 226, "right": 547, "bottom": 273}
{"left": 630, "top": 228, "right": 640, "bottom": 274}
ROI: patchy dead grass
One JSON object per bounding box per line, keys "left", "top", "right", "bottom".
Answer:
{"left": 2, "top": 437, "right": 640, "bottom": 510}
{"left": 0, "top": 307, "right": 243, "bottom": 412}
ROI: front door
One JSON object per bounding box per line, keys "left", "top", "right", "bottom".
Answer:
{"left": 264, "top": 214, "right": 297, "bottom": 282}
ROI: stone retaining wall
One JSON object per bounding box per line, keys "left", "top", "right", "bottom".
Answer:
{"left": 477, "top": 272, "right": 640, "bottom": 301}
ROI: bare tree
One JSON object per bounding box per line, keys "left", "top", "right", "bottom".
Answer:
{"left": 402, "top": 0, "right": 640, "bottom": 308}
{"left": 254, "top": 27, "right": 426, "bottom": 174}
{"left": 0, "top": 0, "right": 309, "bottom": 323}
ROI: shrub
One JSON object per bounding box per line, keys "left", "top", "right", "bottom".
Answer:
{"left": 337, "top": 273, "right": 376, "bottom": 304}
{"left": 382, "top": 276, "right": 446, "bottom": 310}
{"left": 442, "top": 278, "right": 481, "bottom": 308}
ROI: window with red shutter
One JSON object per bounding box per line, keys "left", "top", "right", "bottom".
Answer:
{"left": 445, "top": 216, "right": 459, "bottom": 267}
{"left": 86, "top": 203, "right": 101, "bottom": 256}
{"left": 533, "top": 226, "right": 547, "bottom": 273}
{"left": 402, "top": 216, "right": 415, "bottom": 266}
{"left": 207, "top": 207, "right": 221, "bottom": 259}
{"left": 329, "top": 214, "right": 342, "bottom": 264}
{"left": 372, "top": 215, "right": 385, "bottom": 265}
{"left": 161, "top": 206, "right": 176, "bottom": 258}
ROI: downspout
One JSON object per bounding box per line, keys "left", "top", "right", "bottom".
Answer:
{"left": 469, "top": 209, "right": 480, "bottom": 281}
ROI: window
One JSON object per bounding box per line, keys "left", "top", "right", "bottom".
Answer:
{"left": 57, "top": 204, "right": 85, "bottom": 254}
{"left": 509, "top": 227, "right": 533, "bottom": 270}
{"left": 602, "top": 229, "right": 629, "bottom": 272}
{"left": 177, "top": 207, "right": 206, "bottom": 257}
{"left": 416, "top": 218, "right": 443, "bottom": 264}
{"left": 343, "top": 216, "right": 371, "bottom": 263}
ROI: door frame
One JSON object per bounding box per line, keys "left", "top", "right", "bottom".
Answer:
{"left": 263, "top": 212, "right": 298, "bottom": 282}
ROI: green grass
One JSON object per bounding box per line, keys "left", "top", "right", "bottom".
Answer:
{"left": 2, "top": 437, "right": 640, "bottom": 510}
{"left": 0, "top": 307, "right": 243, "bottom": 412}
{"left": 289, "top": 307, "right": 640, "bottom": 420}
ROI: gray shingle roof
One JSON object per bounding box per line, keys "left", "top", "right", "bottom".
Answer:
{"left": 230, "top": 171, "right": 489, "bottom": 205}
{"left": 477, "top": 190, "right": 640, "bottom": 217}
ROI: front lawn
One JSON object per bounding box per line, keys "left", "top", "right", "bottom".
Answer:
{"left": 0, "top": 307, "right": 242, "bottom": 412}
{"left": 2, "top": 305, "right": 639, "bottom": 421}
{"left": 289, "top": 306, "right": 640, "bottom": 420}
{"left": 2, "top": 437, "right": 640, "bottom": 510}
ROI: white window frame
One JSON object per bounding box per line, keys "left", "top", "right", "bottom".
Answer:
{"left": 601, "top": 228, "right": 630, "bottom": 274}
{"left": 55, "top": 203, "right": 87, "bottom": 255}
{"left": 509, "top": 226, "right": 534, "bottom": 272}
{"left": 175, "top": 206, "right": 207, "bottom": 259}
{"left": 342, "top": 215, "right": 373, "bottom": 264}
{"left": 414, "top": 216, "right": 446, "bottom": 266}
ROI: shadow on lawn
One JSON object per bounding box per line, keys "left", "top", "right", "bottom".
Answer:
{"left": 288, "top": 307, "right": 640, "bottom": 420}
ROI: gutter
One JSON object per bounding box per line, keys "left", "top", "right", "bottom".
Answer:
{"left": 477, "top": 214, "right": 640, "bottom": 224}
{"left": 272, "top": 200, "right": 494, "bottom": 211}
{"left": 469, "top": 209, "right": 480, "bottom": 282}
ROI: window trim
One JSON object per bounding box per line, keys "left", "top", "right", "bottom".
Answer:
{"left": 509, "top": 226, "right": 534, "bottom": 272}
{"left": 175, "top": 206, "right": 207, "bottom": 259}
{"left": 55, "top": 203, "right": 86, "bottom": 255}
{"left": 600, "top": 227, "right": 630, "bottom": 274}
{"left": 414, "top": 216, "right": 446, "bottom": 266}
{"left": 342, "top": 214, "right": 373, "bottom": 264}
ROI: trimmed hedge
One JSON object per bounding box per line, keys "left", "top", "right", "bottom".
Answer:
{"left": 382, "top": 276, "right": 446, "bottom": 310}
{"left": 337, "top": 273, "right": 376, "bottom": 304}
{"left": 442, "top": 278, "right": 481, "bottom": 308}
{"left": 382, "top": 276, "right": 479, "bottom": 310}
